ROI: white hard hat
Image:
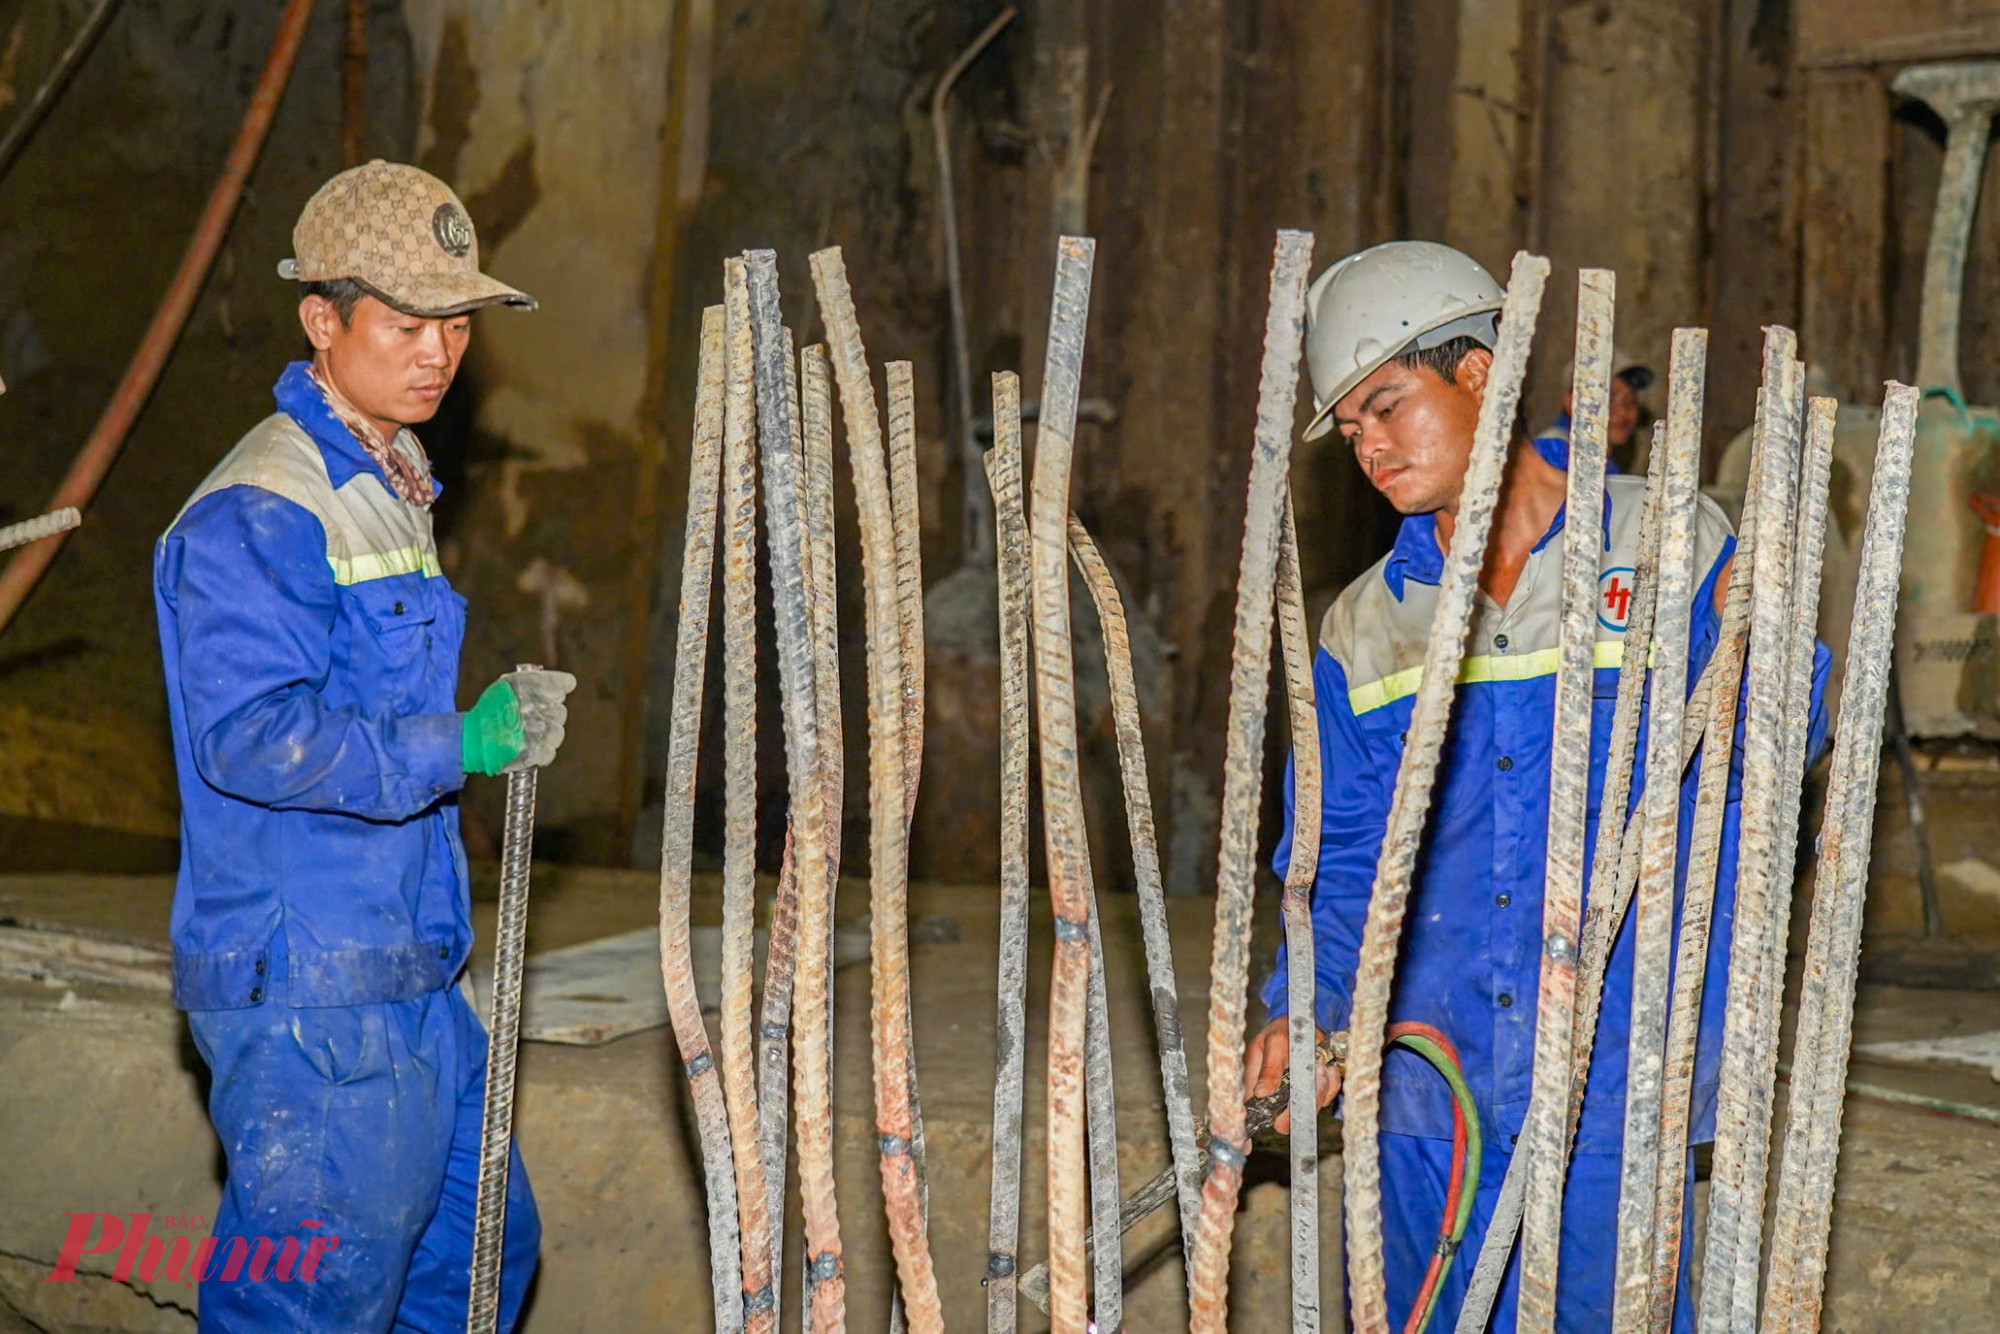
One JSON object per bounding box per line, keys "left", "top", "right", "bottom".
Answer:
{"left": 1302, "top": 241, "right": 1504, "bottom": 441}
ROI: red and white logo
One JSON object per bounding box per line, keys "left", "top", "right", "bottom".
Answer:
{"left": 1599, "top": 566, "right": 1636, "bottom": 631}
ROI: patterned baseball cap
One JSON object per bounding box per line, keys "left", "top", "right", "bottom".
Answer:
{"left": 278, "top": 160, "right": 536, "bottom": 316}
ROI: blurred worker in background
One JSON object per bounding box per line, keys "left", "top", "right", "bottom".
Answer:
{"left": 154, "top": 161, "right": 573, "bottom": 1333}
{"left": 1533, "top": 345, "right": 1654, "bottom": 475}
{"left": 1240, "top": 240, "right": 1827, "bottom": 1332}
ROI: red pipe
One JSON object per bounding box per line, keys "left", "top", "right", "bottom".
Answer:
{"left": 0, "top": 0, "right": 317, "bottom": 635}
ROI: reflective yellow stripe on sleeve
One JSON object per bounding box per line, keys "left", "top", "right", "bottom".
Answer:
{"left": 1347, "top": 639, "right": 1634, "bottom": 714}
{"left": 326, "top": 545, "right": 443, "bottom": 585}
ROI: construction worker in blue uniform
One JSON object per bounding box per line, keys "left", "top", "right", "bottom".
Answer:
{"left": 1533, "top": 344, "right": 1654, "bottom": 476}
{"left": 1240, "top": 241, "right": 1829, "bottom": 1332}
{"left": 154, "top": 161, "right": 576, "bottom": 1333}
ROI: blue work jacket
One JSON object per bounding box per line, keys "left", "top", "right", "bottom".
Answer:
{"left": 154, "top": 363, "right": 470, "bottom": 1012}
{"left": 1262, "top": 465, "right": 1829, "bottom": 1154}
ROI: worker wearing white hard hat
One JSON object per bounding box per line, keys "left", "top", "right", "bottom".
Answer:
{"left": 1243, "top": 240, "right": 1831, "bottom": 1331}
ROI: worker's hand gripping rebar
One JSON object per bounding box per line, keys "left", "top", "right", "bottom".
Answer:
{"left": 1185, "top": 228, "right": 1314, "bottom": 1334}
{"left": 466, "top": 662, "right": 544, "bottom": 1334}
{"left": 1341, "top": 252, "right": 1548, "bottom": 1334}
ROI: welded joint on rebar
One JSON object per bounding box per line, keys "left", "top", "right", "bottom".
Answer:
{"left": 744, "top": 1285, "right": 776, "bottom": 1314}
{"left": 1207, "top": 1138, "right": 1247, "bottom": 1171}
{"left": 684, "top": 1052, "right": 714, "bottom": 1078}
{"left": 760, "top": 1021, "right": 787, "bottom": 1041}
{"left": 879, "top": 1134, "right": 913, "bottom": 1156}
{"left": 808, "top": 1252, "right": 840, "bottom": 1283}
{"left": 1544, "top": 934, "right": 1575, "bottom": 965}
{"left": 1053, "top": 916, "right": 1088, "bottom": 942}
{"left": 985, "top": 1251, "right": 1016, "bottom": 1280}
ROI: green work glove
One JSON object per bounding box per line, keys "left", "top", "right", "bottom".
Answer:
{"left": 461, "top": 669, "right": 578, "bottom": 776}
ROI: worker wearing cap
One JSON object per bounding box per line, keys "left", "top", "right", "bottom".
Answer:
{"left": 154, "top": 162, "right": 573, "bottom": 1332}
{"left": 1239, "top": 241, "right": 1829, "bottom": 1330}
{"left": 1533, "top": 346, "right": 1655, "bottom": 475}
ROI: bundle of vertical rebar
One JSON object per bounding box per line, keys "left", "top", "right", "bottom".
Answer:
{"left": 650, "top": 233, "right": 1912, "bottom": 1334}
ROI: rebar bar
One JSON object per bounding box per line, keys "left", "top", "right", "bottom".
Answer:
{"left": 1024, "top": 234, "right": 1098, "bottom": 1334}
{"left": 1068, "top": 517, "right": 1202, "bottom": 1271}
{"left": 1460, "top": 432, "right": 1757, "bottom": 1334}
{"left": 1513, "top": 268, "right": 1615, "bottom": 1334}
{"left": 656, "top": 305, "right": 746, "bottom": 1334}
{"left": 0, "top": 0, "right": 127, "bottom": 184}
{"left": 1644, "top": 400, "right": 1767, "bottom": 1334}
{"left": 1610, "top": 329, "right": 1706, "bottom": 1334}
{"left": 807, "top": 246, "right": 943, "bottom": 1334}
{"left": 720, "top": 259, "right": 777, "bottom": 1330}
{"left": 755, "top": 328, "right": 811, "bottom": 1334}
{"left": 1082, "top": 858, "right": 1124, "bottom": 1334}
{"left": 799, "top": 339, "right": 848, "bottom": 1334}
{"left": 0, "top": 508, "right": 80, "bottom": 555}
{"left": 1186, "top": 227, "right": 1315, "bottom": 1334}
{"left": 1457, "top": 438, "right": 1669, "bottom": 1334}
{"left": 884, "top": 359, "right": 938, "bottom": 1334}
{"left": 1274, "top": 490, "right": 1323, "bottom": 1334}
{"left": 1341, "top": 250, "right": 1547, "bottom": 1334}
{"left": 1721, "top": 387, "right": 1832, "bottom": 1334}
{"left": 466, "top": 662, "right": 544, "bottom": 1334}
{"left": 1698, "top": 329, "right": 1804, "bottom": 1334}
{"left": 0, "top": 0, "right": 315, "bottom": 636}
{"left": 1758, "top": 382, "right": 1918, "bottom": 1334}
{"left": 763, "top": 250, "right": 847, "bottom": 1334}
{"left": 984, "top": 372, "right": 1033, "bottom": 1334}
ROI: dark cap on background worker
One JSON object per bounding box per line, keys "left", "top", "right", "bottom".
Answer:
{"left": 153, "top": 160, "right": 567, "bottom": 1334}
{"left": 1244, "top": 239, "right": 1828, "bottom": 1331}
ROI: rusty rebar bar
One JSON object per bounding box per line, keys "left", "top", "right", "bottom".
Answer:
{"left": 0, "top": 0, "right": 127, "bottom": 184}
{"left": 984, "top": 372, "right": 1032, "bottom": 1334}
{"left": 1609, "top": 329, "right": 1707, "bottom": 1333}
{"left": 656, "top": 304, "right": 746, "bottom": 1334}
{"left": 885, "top": 358, "right": 937, "bottom": 1334}
{"left": 1697, "top": 329, "right": 1804, "bottom": 1334}
{"left": 1645, "top": 400, "right": 1768, "bottom": 1334}
{"left": 1458, "top": 437, "right": 1670, "bottom": 1334}
{"left": 1069, "top": 517, "right": 1202, "bottom": 1272}
{"left": 755, "top": 328, "right": 811, "bottom": 1334}
{"left": 1341, "top": 250, "right": 1547, "bottom": 1334}
{"left": 799, "top": 339, "right": 848, "bottom": 1334}
{"left": 721, "top": 258, "right": 777, "bottom": 1330}
{"left": 466, "top": 665, "right": 541, "bottom": 1334}
{"left": 1720, "top": 386, "right": 1832, "bottom": 1334}
{"left": 808, "top": 246, "right": 943, "bottom": 1334}
{"left": 1274, "top": 490, "right": 1323, "bottom": 1334}
{"left": 1757, "top": 382, "right": 1918, "bottom": 1334}
{"left": 1185, "top": 227, "right": 1315, "bottom": 1334}
{"left": 1025, "top": 235, "right": 1098, "bottom": 1334}
{"left": 1514, "top": 268, "right": 1615, "bottom": 1334}
{"left": 761, "top": 250, "right": 846, "bottom": 1334}
{"left": 1082, "top": 859, "right": 1124, "bottom": 1334}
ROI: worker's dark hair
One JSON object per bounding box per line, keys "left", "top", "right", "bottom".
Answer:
{"left": 298, "top": 278, "right": 367, "bottom": 327}
{"left": 1391, "top": 335, "right": 1487, "bottom": 386}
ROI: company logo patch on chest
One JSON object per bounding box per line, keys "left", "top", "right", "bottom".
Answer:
{"left": 1599, "top": 566, "right": 1637, "bottom": 631}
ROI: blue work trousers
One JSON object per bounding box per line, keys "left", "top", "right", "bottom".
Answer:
{"left": 1374, "top": 1132, "right": 1695, "bottom": 1333}
{"left": 188, "top": 983, "right": 539, "bottom": 1332}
